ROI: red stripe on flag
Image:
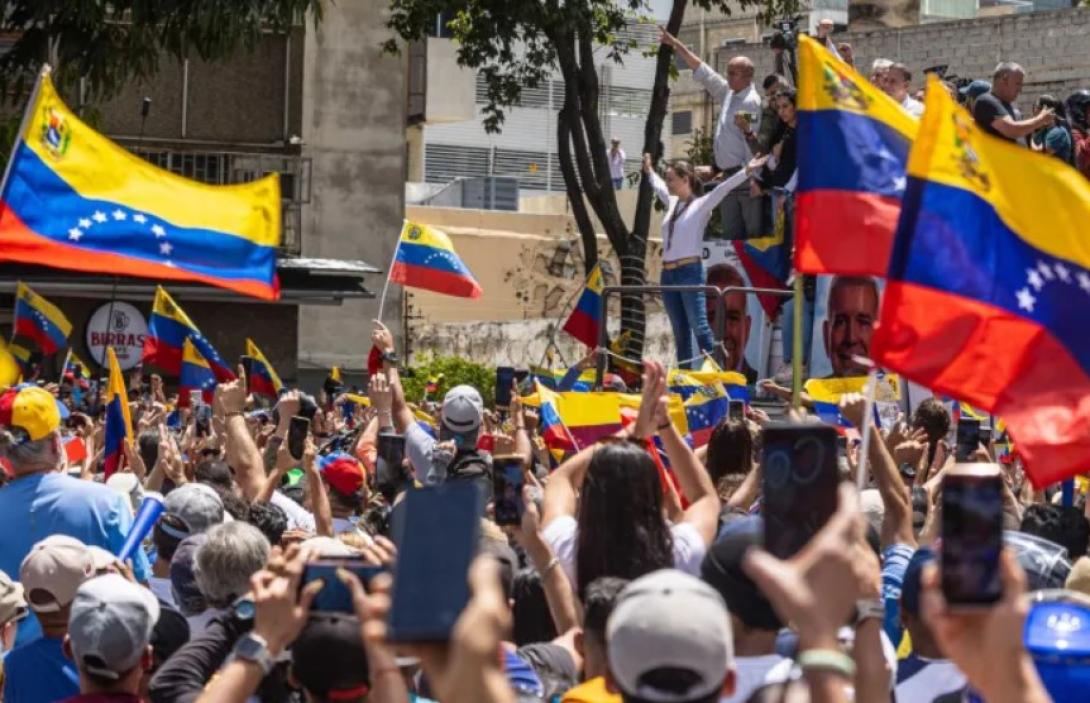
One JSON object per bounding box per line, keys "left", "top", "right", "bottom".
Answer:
{"left": 795, "top": 190, "right": 899, "bottom": 277}
{"left": 389, "top": 261, "right": 482, "bottom": 299}
{"left": 874, "top": 281, "right": 1090, "bottom": 487}
{"left": 13, "top": 318, "right": 59, "bottom": 355}
{"left": 563, "top": 308, "right": 599, "bottom": 348}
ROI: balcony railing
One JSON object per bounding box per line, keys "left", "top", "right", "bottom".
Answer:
{"left": 125, "top": 147, "right": 311, "bottom": 255}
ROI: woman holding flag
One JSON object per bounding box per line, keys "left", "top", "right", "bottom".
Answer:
{"left": 643, "top": 154, "right": 752, "bottom": 369}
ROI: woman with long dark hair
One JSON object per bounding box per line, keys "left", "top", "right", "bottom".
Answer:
{"left": 541, "top": 361, "right": 720, "bottom": 598}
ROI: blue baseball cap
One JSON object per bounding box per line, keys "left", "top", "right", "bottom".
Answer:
{"left": 1025, "top": 599, "right": 1090, "bottom": 703}
{"left": 900, "top": 547, "right": 936, "bottom": 618}
{"left": 959, "top": 80, "right": 991, "bottom": 99}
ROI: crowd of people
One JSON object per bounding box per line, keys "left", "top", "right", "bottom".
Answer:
{"left": 0, "top": 317, "right": 1088, "bottom": 703}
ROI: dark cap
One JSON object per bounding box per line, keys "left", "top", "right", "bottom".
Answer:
{"left": 701, "top": 524, "right": 782, "bottom": 631}
{"left": 169, "top": 533, "right": 207, "bottom": 617}
{"left": 959, "top": 79, "right": 991, "bottom": 99}
{"left": 292, "top": 613, "right": 370, "bottom": 698}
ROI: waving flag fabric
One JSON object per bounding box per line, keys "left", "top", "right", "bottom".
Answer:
{"left": 179, "top": 338, "right": 217, "bottom": 407}
{"left": 732, "top": 217, "right": 791, "bottom": 317}
{"left": 795, "top": 35, "right": 918, "bottom": 277}
{"left": 872, "top": 77, "right": 1090, "bottom": 487}
{"left": 103, "top": 347, "right": 133, "bottom": 479}
{"left": 0, "top": 71, "right": 280, "bottom": 299}
{"left": 562, "top": 263, "right": 605, "bottom": 348}
{"left": 245, "top": 338, "right": 282, "bottom": 399}
{"left": 390, "top": 221, "right": 482, "bottom": 299}
{"left": 143, "top": 286, "right": 234, "bottom": 381}
{"left": 64, "top": 351, "right": 91, "bottom": 388}
{"left": 14, "top": 281, "right": 71, "bottom": 355}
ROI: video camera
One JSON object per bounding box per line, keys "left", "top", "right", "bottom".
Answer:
{"left": 770, "top": 15, "right": 802, "bottom": 50}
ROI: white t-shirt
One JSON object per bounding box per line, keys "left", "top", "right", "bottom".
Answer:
{"left": 901, "top": 95, "right": 925, "bottom": 118}
{"left": 721, "top": 655, "right": 793, "bottom": 703}
{"left": 270, "top": 490, "right": 316, "bottom": 532}
{"left": 332, "top": 517, "right": 375, "bottom": 546}
{"left": 542, "top": 515, "right": 707, "bottom": 587}
{"left": 895, "top": 656, "right": 966, "bottom": 702}
{"left": 609, "top": 148, "right": 627, "bottom": 179}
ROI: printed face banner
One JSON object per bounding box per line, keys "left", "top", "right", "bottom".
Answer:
{"left": 703, "top": 242, "right": 767, "bottom": 380}
{"left": 809, "top": 275, "right": 884, "bottom": 379}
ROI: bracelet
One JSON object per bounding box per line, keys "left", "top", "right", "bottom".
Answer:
{"left": 225, "top": 411, "right": 244, "bottom": 419}
{"left": 855, "top": 599, "right": 885, "bottom": 624}
{"left": 656, "top": 420, "right": 672, "bottom": 431}
{"left": 797, "top": 649, "right": 855, "bottom": 679}
{"left": 541, "top": 556, "right": 561, "bottom": 575}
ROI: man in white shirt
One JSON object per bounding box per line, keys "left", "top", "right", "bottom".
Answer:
{"left": 884, "top": 62, "right": 924, "bottom": 118}
{"left": 660, "top": 28, "right": 764, "bottom": 240}
{"left": 608, "top": 139, "right": 626, "bottom": 189}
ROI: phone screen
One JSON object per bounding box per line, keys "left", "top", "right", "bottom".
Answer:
{"left": 302, "top": 558, "right": 386, "bottom": 613}
{"left": 492, "top": 457, "right": 525, "bottom": 526}
{"left": 495, "top": 367, "right": 515, "bottom": 408}
{"left": 761, "top": 423, "right": 840, "bottom": 560}
{"left": 942, "top": 471, "right": 1003, "bottom": 607}
{"left": 388, "top": 482, "right": 483, "bottom": 642}
{"left": 956, "top": 418, "right": 981, "bottom": 461}
{"left": 288, "top": 416, "right": 310, "bottom": 460}
{"left": 376, "top": 431, "right": 406, "bottom": 497}
{"left": 729, "top": 400, "right": 745, "bottom": 421}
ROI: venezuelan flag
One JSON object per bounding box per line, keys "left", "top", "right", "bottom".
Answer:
{"left": 64, "top": 351, "right": 92, "bottom": 388}
{"left": 14, "top": 281, "right": 71, "bottom": 355}
{"left": 103, "top": 347, "right": 133, "bottom": 478}
{"left": 390, "top": 221, "right": 482, "bottom": 299}
{"left": 245, "top": 338, "right": 282, "bottom": 399}
{"left": 143, "top": 286, "right": 234, "bottom": 381}
{"left": 872, "top": 76, "right": 1090, "bottom": 487}
{"left": 732, "top": 216, "right": 791, "bottom": 317}
{"left": 795, "top": 35, "right": 918, "bottom": 277}
{"left": 8, "top": 342, "right": 32, "bottom": 379}
{"left": 179, "top": 338, "right": 217, "bottom": 407}
{"left": 562, "top": 263, "right": 604, "bottom": 348}
{"left": 0, "top": 71, "right": 280, "bottom": 300}
{"left": 805, "top": 374, "right": 901, "bottom": 428}
{"left": 535, "top": 382, "right": 578, "bottom": 461}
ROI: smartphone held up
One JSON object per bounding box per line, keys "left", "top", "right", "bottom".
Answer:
{"left": 941, "top": 464, "right": 1005, "bottom": 608}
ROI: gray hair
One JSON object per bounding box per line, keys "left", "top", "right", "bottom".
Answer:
{"left": 994, "top": 61, "right": 1024, "bottom": 81}
{"left": 194, "top": 522, "right": 270, "bottom": 609}
{"left": 871, "top": 58, "right": 893, "bottom": 74}
{"left": 0, "top": 431, "right": 62, "bottom": 475}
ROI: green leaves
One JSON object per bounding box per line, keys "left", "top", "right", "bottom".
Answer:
{"left": 0, "top": 0, "right": 323, "bottom": 105}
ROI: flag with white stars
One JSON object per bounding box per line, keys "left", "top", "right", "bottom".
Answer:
{"left": 0, "top": 70, "right": 280, "bottom": 300}
{"left": 872, "top": 74, "right": 1090, "bottom": 488}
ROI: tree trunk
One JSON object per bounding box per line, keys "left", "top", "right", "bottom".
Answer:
{"left": 557, "top": 106, "right": 598, "bottom": 271}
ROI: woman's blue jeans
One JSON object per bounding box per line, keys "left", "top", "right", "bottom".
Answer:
{"left": 662, "top": 261, "right": 716, "bottom": 369}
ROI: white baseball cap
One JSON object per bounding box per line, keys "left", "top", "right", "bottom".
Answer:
{"left": 607, "top": 569, "right": 734, "bottom": 703}
{"left": 441, "top": 385, "right": 484, "bottom": 434}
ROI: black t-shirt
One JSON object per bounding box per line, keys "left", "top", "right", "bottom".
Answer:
{"left": 973, "top": 92, "right": 1024, "bottom": 145}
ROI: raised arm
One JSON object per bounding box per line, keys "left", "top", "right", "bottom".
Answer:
{"left": 658, "top": 26, "right": 701, "bottom": 72}
{"left": 659, "top": 27, "right": 728, "bottom": 101}
{"left": 216, "top": 367, "right": 265, "bottom": 503}
{"left": 643, "top": 153, "right": 671, "bottom": 206}
{"left": 691, "top": 165, "right": 751, "bottom": 221}
{"left": 374, "top": 322, "right": 416, "bottom": 434}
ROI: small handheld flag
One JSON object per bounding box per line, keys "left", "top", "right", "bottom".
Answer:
{"left": 142, "top": 286, "right": 234, "bottom": 381}
{"left": 179, "top": 338, "right": 217, "bottom": 407}
{"left": 389, "top": 221, "right": 482, "bottom": 299}
{"left": 245, "top": 339, "right": 283, "bottom": 399}
{"left": 0, "top": 69, "right": 280, "bottom": 300}
{"left": 103, "top": 347, "right": 133, "bottom": 478}
{"left": 562, "top": 264, "right": 604, "bottom": 349}
{"left": 14, "top": 281, "right": 71, "bottom": 355}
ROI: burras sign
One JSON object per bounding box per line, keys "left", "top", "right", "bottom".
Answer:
{"left": 86, "top": 301, "right": 148, "bottom": 371}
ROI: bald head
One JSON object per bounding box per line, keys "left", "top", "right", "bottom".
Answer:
{"left": 726, "top": 57, "right": 755, "bottom": 92}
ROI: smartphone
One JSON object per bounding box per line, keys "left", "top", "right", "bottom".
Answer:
{"left": 956, "top": 418, "right": 981, "bottom": 461}
{"left": 188, "top": 389, "right": 202, "bottom": 408}
{"left": 761, "top": 423, "right": 840, "bottom": 560}
{"left": 492, "top": 455, "right": 525, "bottom": 526}
{"left": 239, "top": 355, "right": 255, "bottom": 382}
{"left": 941, "top": 466, "right": 1004, "bottom": 608}
{"left": 729, "top": 399, "right": 745, "bottom": 421}
{"left": 288, "top": 416, "right": 310, "bottom": 460}
{"left": 387, "top": 482, "right": 484, "bottom": 642}
{"left": 495, "top": 366, "right": 515, "bottom": 408}
{"left": 376, "top": 433, "right": 407, "bottom": 500}
{"left": 302, "top": 558, "right": 386, "bottom": 613}
{"left": 377, "top": 431, "right": 406, "bottom": 468}
{"left": 195, "top": 403, "right": 212, "bottom": 437}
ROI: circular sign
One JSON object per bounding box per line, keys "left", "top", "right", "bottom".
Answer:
{"left": 85, "top": 301, "right": 149, "bottom": 371}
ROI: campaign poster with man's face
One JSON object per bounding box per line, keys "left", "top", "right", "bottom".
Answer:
{"left": 702, "top": 241, "right": 769, "bottom": 382}
{"left": 809, "top": 275, "right": 883, "bottom": 379}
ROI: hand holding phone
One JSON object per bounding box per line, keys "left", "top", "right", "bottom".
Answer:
{"left": 492, "top": 456, "right": 525, "bottom": 526}
{"left": 495, "top": 366, "right": 515, "bottom": 409}
{"left": 288, "top": 416, "right": 310, "bottom": 460}
{"left": 729, "top": 400, "right": 745, "bottom": 421}
{"left": 302, "top": 558, "right": 386, "bottom": 613}
{"left": 941, "top": 465, "right": 1004, "bottom": 608}
{"left": 761, "top": 423, "right": 840, "bottom": 559}
{"left": 956, "top": 418, "right": 981, "bottom": 462}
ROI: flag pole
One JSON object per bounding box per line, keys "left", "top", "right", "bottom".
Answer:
{"left": 855, "top": 367, "right": 880, "bottom": 491}
{"left": 375, "top": 227, "right": 403, "bottom": 323}
{"left": 0, "top": 65, "right": 49, "bottom": 198}
{"left": 57, "top": 347, "right": 71, "bottom": 385}
{"left": 791, "top": 274, "right": 803, "bottom": 409}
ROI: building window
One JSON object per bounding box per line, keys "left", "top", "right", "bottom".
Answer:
{"left": 672, "top": 110, "right": 692, "bottom": 135}
{"left": 429, "top": 11, "right": 456, "bottom": 39}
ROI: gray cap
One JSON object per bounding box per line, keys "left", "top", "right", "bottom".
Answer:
{"left": 441, "top": 385, "right": 484, "bottom": 434}
{"left": 68, "top": 573, "right": 160, "bottom": 681}
{"left": 0, "top": 569, "right": 26, "bottom": 625}
{"left": 163, "top": 483, "right": 225, "bottom": 537}
{"left": 607, "top": 569, "right": 733, "bottom": 703}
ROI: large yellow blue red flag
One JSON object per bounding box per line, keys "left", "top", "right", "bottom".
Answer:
{"left": 245, "top": 338, "right": 283, "bottom": 399}
{"left": 143, "top": 286, "right": 235, "bottom": 381}
{"left": 872, "top": 76, "right": 1090, "bottom": 487}
{"left": 0, "top": 70, "right": 281, "bottom": 300}
{"left": 390, "top": 221, "right": 482, "bottom": 299}
{"left": 795, "top": 35, "right": 918, "bottom": 277}
{"left": 562, "top": 263, "right": 604, "bottom": 348}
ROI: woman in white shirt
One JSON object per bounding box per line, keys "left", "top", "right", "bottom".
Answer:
{"left": 643, "top": 154, "right": 751, "bottom": 369}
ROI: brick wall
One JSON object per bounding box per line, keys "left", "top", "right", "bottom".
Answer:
{"left": 712, "top": 7, "right": 1090, "bottom": 113}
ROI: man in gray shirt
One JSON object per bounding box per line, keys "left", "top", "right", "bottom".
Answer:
{"left": 660, "top": 27, "right": 764, "bottom": 240}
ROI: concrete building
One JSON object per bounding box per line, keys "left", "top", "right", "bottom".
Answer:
{"left": 0, "top": 1, "right": 406, "bottom": 389}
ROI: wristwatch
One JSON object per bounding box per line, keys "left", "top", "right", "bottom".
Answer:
{"left": 380, "top": 350, "right": 400, "bottom": 365}
{"left": 233, "top": 632, "right": 274, "bottom": 675}
{"left": 855, "top": 598, "right": 885, "bottom": 625}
